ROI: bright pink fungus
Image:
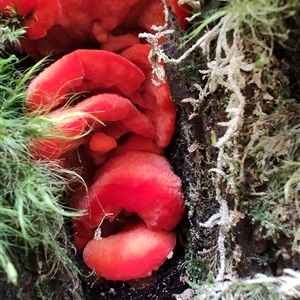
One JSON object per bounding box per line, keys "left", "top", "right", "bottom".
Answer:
{"left": 26, "top": 49, "right": 145, "bottom": 112}
{"left": 108, "top": 134, "right": 163, "bottom": 158}
{"left": 3, "top": 0, "right": 191, "bottom": 59}
{"left": 100, "top": 33, "right": 140, "bottom": 53}
{"left": 121, "top": 44, "right": 176, "bottom": 147}
{"left": 29, "top": 93, "right": 155, "bottom": 159}
{"left": 25, "top": 46, "right": 184, "bottom": 280}
{"left": 21, "top": 0, "right": 189, "bottom": 282}
{"left": 89, "top": 132, "right": 117, "bottom": 154}
{"left": 0, "top": 0, "right": 61, "bottom": 40}
{"left": 83, "top": 222, "right": 176, "bottom": 281}
{"left": 27, "top": 47, "right": 176, "bottom": 159}
{"left": 70, "top": 151, "right": 185, "bottom": 232}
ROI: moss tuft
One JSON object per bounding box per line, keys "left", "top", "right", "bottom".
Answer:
{"left": 0, "top": 44, "right": 83, "bottom": 286}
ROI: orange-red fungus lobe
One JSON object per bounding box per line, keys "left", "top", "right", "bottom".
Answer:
{"left": 0, "top": 0, "right": 61, "bottom": 39}
{"left": 18, "top": 0, "right": 189, "bottom": 282}
{"left": 83, "top": 222, "right": 176, "bottom": 281}
{"left": 89, "top": 132, "right": 117, "bottom": 153}
{"left": 71, "top": 151, "right": 185, "bottom": 232}
{"left": 26, "top": 50, "right": 145, "bottom": 112}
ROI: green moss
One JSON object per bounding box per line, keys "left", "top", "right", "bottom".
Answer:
{"left": 182, "top": 257, "right": 211, "bottom": 287}
{"left": 0, "top": 11, "right": 25, "bottom": 56}
{"left": 0, "top": 46, "right": 82, "bottom": 285}
{"left": 184, "top": 0, "right": 300, "bottom": 51}
{"left": 248, "top": 109, "right": 300, "bottom": 246}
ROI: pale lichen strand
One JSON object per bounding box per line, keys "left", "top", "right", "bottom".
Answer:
{"left": 151, "top": 0, "right": 300, "bottom": 298}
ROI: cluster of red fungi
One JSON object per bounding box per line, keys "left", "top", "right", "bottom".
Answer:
{"left": 1, "top": 0, "right": 190, "bottom": 281}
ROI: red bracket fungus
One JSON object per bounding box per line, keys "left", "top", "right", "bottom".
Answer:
{"left": 0, "top": 0, "right": 61, "bottom": 40}
{"left": 89, "top": 132, "right": 117, "bottom": 154}
{"left": 71, "top": 150, "right": 184, "bottom": 281}
{"left": 20, "top": 0, "right": 190, "bottom": 283}
{"left": 29, "top": 93, "right": 155, "bottom": 159}
{"left": 121, "top": 44, "right": 177, "bottom": 147}
{"left": 83, "top": 222, "right": 176, "bottom": 281}
{"left": 26, "top": 49, "right": 145, "bottom": 112}
{"left": 70, "top": 150, "right": 184, "bottom": 232}
{"left": 25, "top": 46, "right": 185, "bottom": 280}
{"left": 4, "top": 0, "right": 191, "bottom": 60}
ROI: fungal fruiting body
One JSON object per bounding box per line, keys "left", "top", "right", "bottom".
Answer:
{"left": 21, "top": 0, "right": 190, "bottom": 282}
{"left": 26, "top": 47, "right": 185, "bottom": 281}
{"left": 0, "top": 0, "right": 190, "bottom": 60}
{"left": 26, "top": 50, "right": 145, "bottom": 112}
{"left": 71, "top": 151, "right": 184, "bottom": 233}
{"left": 83, "top": 223, "right": 176, "bottom": 281}
{"left": 0, "top": 0, "right": 61, "bottom": 40}
{"left": 70, "top": 149, "right": 185, "bottom": 271}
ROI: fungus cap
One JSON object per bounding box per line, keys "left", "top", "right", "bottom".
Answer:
{"left": 83, "top": 222, "right": 176, "bottom": 281}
